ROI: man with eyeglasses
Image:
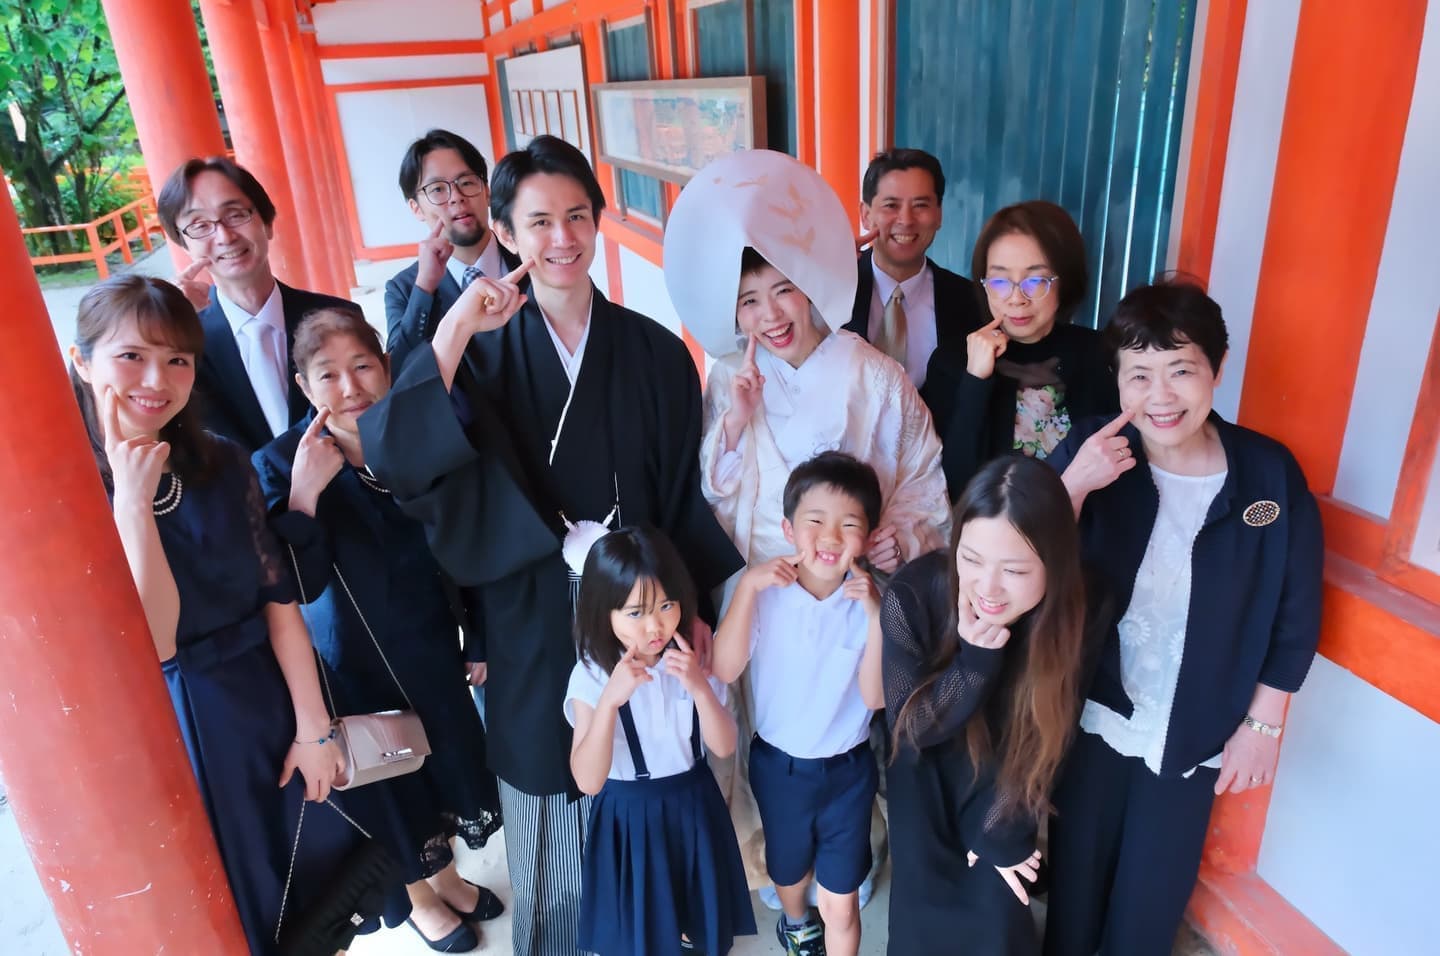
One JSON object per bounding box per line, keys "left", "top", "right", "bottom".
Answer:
{"left": 386, "top": 129, "right": 521, "bottom": 375}
{"left": 844, "top": 149, "right": 985, "bottom": 410}
{"left": 157, "top": 157, "right": 354, "bottom": 452}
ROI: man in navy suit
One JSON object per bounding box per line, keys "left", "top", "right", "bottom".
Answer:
{"left": 844, "top": 148, "right": 985, "bottom": 411}
{"left": 157, "top": 157, "right": 352, "bottom": 452}
{"left": 386, "top": 129, "right": 521, "bottom": 374}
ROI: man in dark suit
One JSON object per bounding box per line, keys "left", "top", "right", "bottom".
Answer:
{"left": 844, "top": 148, "right": 985, "bottom": 411}
{"left": 157, "top": 157, "right": 352, "bottom": 452}
{"left": 386, "top": 129, "right": 521, "bottom": 374}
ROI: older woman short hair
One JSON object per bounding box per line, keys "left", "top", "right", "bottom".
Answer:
{"left": 1041, "top": 279, "right": 1323, "bottom": 956}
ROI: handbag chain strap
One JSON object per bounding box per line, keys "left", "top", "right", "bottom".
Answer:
{"left": 285, "top": 543, "right": 414, "bottom": 713}
{"left": 273, "top": 796, "right": 377, "bottom": 944}
{"left": 331, "top": 563, "right": 416, "bottom": 712}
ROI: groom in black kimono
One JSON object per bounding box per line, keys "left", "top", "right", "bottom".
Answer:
{"left": 360, "top": 135, "right": 741, "bottom": 956}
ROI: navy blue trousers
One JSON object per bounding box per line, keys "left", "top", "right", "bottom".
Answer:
{"left": 1043, "top": 731, "right": 1220, "bottom": 956}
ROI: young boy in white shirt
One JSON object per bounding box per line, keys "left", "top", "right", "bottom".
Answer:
{"left": 712, "top": 452, "right": 886, "bottom": 956}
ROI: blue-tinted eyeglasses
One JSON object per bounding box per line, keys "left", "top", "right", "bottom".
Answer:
{"left": 981, "top": 275, "right": 1057, "bottom": 301}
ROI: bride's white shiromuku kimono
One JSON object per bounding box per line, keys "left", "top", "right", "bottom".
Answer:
{"left": 702, "top": 328, "right": 951, "bottom": 566}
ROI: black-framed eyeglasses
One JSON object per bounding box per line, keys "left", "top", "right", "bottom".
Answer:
{"left": 981, "top": 275, "right": 1058, "bottom": 301}
{"left": 418, "top": 175, "right": 487, "bottom": 205}
{"left": 180, "top": 207, "right": 255, "bottom": 240}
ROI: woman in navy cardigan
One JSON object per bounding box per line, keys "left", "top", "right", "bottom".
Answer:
{"left": 1041, "top": 281, "right": 1323, "bottom": 956}
{"left": 254, "top": 305, "right": 504, "bottom": 953}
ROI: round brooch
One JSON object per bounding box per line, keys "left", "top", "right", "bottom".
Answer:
{"left": 1243, "top": 500, "right": 1280, "bottom": 527}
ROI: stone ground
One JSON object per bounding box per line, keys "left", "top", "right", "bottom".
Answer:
{"left": 2, "top": 246, "right": 1216, "bottom": 954}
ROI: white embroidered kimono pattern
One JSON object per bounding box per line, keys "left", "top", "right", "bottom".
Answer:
{"left": 701, "top": 330, "right": 951, "bottom": 566}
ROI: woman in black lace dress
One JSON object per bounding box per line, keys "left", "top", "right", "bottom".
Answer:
{"left": 882, "top": 456, "right": 1089, "bottom": 955}
{"left": 254, "top": 306, "right": 504, "bottom": 953}
{"left": 68, "top": 276, "right": 396, "bottom": 954}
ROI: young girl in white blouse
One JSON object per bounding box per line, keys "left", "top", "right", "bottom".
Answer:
{"left": 566, "top": 527, "right": 756, "bottom": 956}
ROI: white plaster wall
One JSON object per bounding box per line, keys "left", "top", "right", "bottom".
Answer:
{"left": 499, "top": 46, "right": 592, "bottom": 159}
{"left": 1257, "top": 657, "right": 1440, "bottom": 955}
{"left": 333, "top": 84, "right": 494, "bottom": 248}
{"left": 311, "top": 0, "right": 485, "bottom": 44}
{"left": 1206, "top": 0, "right": 1301, "bottom": 421}
{"left": 618, "top": 246, "right": 681, "bottom": 338}
{"left": 1331, "top": 2, "right": 1440, "bottom": 520}
{"left": 321, "top": 53, "right": 488, "bottom": 85}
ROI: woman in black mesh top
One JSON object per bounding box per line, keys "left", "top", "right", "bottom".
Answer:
{"left": 881, "top": 455, "right": 1089, "bottom": 955}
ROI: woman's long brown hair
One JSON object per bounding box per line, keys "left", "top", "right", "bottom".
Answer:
{"left": 891, "top": 455, "right": 1086, "bottom": 820}
{"left": 69, "top": 275, "right": 218, "bottom": 487}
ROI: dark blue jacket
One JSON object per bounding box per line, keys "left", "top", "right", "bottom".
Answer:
{"left": 196, "top": 282, "right": 353, "bottom": 453}
{"left": 252, "top": 413, "right": 483, "bottom": 676}
{"left": 1048, "top": 413, "right": 1323, "bottom": 777}
{"left": 384, "top": 245, "right": 522, "bottom": 377}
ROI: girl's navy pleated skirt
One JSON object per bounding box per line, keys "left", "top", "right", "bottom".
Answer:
{"left": 578, "top": 761, "right": 756, "bottom": 956}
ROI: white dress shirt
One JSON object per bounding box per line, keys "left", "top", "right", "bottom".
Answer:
{"left": 564, "top": 656, "right": 727, "bottom": 781}
{"left": 868, "top": 261, "right": 937, "bottom": 388}
{"left": 748, "top": 579, "right": 874, "bottom": 759}
{"left": 445, "top": 231, "right": 506, "bottom": 290}
{"left": 217, "top": 282, "right": 289, "bottom": 438}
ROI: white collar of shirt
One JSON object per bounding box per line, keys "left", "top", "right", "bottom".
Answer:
{"left": 871, "top": 259, "right": 934, "bottom": 314}
{"left": 445, "top": 231, "right": 505, "bottom": 290}
{"left": 216, "top": 280, "right": 284, "bottom": 339}
{"left": 538, "top": 295, "right": 593, "bottom": 386}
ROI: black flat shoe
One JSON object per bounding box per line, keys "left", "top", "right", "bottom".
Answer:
{"left": 444, "top": 880, "right": 505, "bottom": 922}
{"left": 406, "top": 916, "right": 479, "bottom": 953}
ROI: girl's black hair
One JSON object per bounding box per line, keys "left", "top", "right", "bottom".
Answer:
{"left": 574, "top": 526, "right": 697, "bottom": 673}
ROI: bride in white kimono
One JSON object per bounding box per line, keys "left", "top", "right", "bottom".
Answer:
{"left": 700, "top": 287, "right": 948, "bottom": 568}
{"left": 665, "top": 149, "right": 950, "bottom": 894}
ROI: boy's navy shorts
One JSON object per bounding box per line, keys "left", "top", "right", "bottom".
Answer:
{"left": 749, "top": 733, "right": 878, "bottom": 894}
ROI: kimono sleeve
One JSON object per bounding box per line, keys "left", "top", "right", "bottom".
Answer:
{"left": 357, "top": 341, "right": 557, "bottom": 588}
{"left": 876, "top": 361, "right": 951, "bottom": 559}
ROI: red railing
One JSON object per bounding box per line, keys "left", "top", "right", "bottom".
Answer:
{"left": 22, "top": 191, "right": 164, "bottom": 279}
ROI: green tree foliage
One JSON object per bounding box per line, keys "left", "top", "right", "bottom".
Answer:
{"left": 0, "top": 0, "right": 137, "bottom": 250}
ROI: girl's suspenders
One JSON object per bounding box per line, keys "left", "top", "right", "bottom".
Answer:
{"left": 616, "top": 702, "right": 701, "bottom": 780}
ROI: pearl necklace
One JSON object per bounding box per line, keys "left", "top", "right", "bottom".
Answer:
{"left": 153, "top": 473, "right": 183, "bottom": 516}
{"left": 355, "top": 466, "right": 390, "bottom": 496}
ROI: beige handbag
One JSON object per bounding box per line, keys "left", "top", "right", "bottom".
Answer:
{"left": 289, "top": 546, "right": 431, "bottom": 790}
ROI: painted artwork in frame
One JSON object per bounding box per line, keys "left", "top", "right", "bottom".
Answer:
{"left": 590, "top": 76, "right": 767, "bottom": 184}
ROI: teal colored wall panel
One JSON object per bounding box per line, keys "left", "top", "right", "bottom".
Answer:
{"left": 894, "top": 0, "right": 1197, "bottom": 328}
{"left": 752, "top": 0, "right": 796, "bottom": 155}
{"left": 695, "top": 1, "right": 748, "bottom": 76}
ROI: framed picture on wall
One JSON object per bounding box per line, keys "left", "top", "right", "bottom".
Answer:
{"left": 590, "top": 76, "right": 767, "bottom": 184}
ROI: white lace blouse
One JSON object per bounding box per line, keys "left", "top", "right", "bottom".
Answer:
{"left": 1080, "top": 464, "right": 1227, "bottom": 775}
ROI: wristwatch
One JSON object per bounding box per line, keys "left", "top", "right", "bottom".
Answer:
{"left": 1241, "top": 714, "right": 1283, "bottom": 738}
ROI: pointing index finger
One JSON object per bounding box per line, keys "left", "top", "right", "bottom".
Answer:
{"left": 743, "top": 332, "right": 759, "bottom": 368}
{"left": 670, "top": 633, "right": 693, "bottom": 655}
{"left": 1098, "top": 406, "right": 1137, "bottom": 438}
{"left": 303, "top": 407, "right": 331, "bottom": 440}
{"left": 178, "top": 257, "right": 211, "bottom": 282}
{"left": 100, "top": 385, "right": 122, "bottom": 450}
{"left": 502, "top": 259, "right": 534, "bottom": 285}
